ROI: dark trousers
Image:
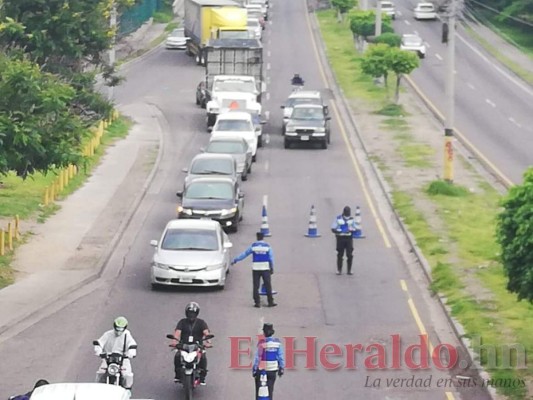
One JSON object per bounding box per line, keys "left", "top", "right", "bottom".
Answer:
{"left": 255, "top": 370, "right": 277, "bottom": 400}
{"left": 253, "top": 270, "right": 274, "bottom": 305}
{"left": 174, "top": 351, "right": 207, "bottom": 379}
{"left": 336, "top": 235, "right": 353, "bottom": 273}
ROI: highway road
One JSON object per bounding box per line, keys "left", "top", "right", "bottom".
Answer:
{"left": 0, "top": 0, "right": 492, "bottom": 399}
{"left": 391, "top": 0, "right": 533, "bottom": 184}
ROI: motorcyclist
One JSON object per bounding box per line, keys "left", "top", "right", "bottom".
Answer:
{"left": 8, "top": 379, "right": 49, "bottom": 400}
{"left": 94, "top": 316, "right": 137, "bottom": 390}
{"left": 172, "top": 302, "right": 212, "bottom": 385}
{"left": 291, "top": 73, "right": 304, "bottom": 87}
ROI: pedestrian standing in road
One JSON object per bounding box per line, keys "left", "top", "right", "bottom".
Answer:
{"left": 331, "top": 206, "right": 357, "bottom": 275}
{"left": 253, "top": 323, "right": 285, "bottom": 400}
{"left": 232, "top": 232, "right": 277, "bottom": 308}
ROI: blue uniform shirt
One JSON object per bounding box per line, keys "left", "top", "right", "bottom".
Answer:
{"left": 253, "top": 337, "right": 285, "bottom": 372}
{"left": 233, "top": 240, "right": 274, "bottom": 271}
{"left": 331, "top": 214, "right": 357, "bottom": 235}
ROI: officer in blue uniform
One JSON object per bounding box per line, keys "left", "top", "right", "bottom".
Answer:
{"left": 253, "top": 323, "right": 285, "bottom": 400}
{"left": 331, "top": 206, "right": 357, "bottom": 275}
{"left": 232, "top": 232, "right": 277, "bottom": 308}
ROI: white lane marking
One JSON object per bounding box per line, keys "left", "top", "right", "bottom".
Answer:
{"left": 467, "top": 83, "right": 476, "bottom": 90}
{"left": 264, "top": 110, "right": 270, "bottom": 120}
{"left": 456, "top": 32, "right": 533, "bottom": 98}
{"left": 435, "top": 53, "right": 443, "bottom": 61}
{"left": 269, "top": 20, "right": 272, "bottom": 25}
{"left": 405, "top": 20, "right": 411, "bottom": 25}
{"left": 265, "top": 159, "right": 270, "bottom": 172}
{"left": 258, "top": 316, "right": 265, "bottom": 334}
{"left": 509, "top": 117, "right": 522, "bottom": 128}
{"left": 485, "top": 98, "right": 496, "bottom": 108}
{"left": 263, "top": 195, "right": 268, "bottom": 207}
{"left": 267, "top": 62, "right": 271, "bottom": 70}
{"left": 267, "top": 50, "right": 271, "bottom": 57}
{"left": 414, "top": 30, "right": 419, "bottom": 36}
{"left": 425, "top": 42, "right": 431, "bottom": 49}
{"left": 398, "top": 10, "right": 403, "bottom": 16}
{"left": 266, "top": 92, "right": 270, "bottom": 101}
{"left": 268, "top": 38, "right": 272, "bottom": 45}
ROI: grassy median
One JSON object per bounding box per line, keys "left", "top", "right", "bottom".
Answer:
{"left": 317, "top": 9, "right": 532, "bottom": 399}
{"left": 0, "top": 116, "right": 131, "bottom": 290}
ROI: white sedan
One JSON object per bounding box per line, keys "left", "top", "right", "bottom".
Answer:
{"left": 150, "top": 219, "right": 233, "bottom": 290}
{"left": 211, "top": 111, "right": 259, "bottom": 161}
{"left": 414, "top": 2, "right": 437, "bottom": 20}
{"left": 165, "top": 28, "right": 189, "bottom": 50}
{"left": 400, "top": 34, "right": 426, "bottom": 58}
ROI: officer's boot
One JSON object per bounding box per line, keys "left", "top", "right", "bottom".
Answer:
{"left": 336, "top": 256, "right": 343, "bottom": 275}
{"left": 347, "top": 256, "right": 353, "bottom": 275}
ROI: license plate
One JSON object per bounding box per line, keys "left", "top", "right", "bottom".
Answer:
{"left": 300, "top": 135, "right": 309, "bottom": 141}
{"left": 180, "top": 277, "right": 193, "bottom": 283}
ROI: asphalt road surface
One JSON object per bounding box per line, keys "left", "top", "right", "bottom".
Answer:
{"left": 391, "top": 0, "right": 533, "bottom": 184}
{"left": 0, "top": 0, "right": 492, "bottom": 399}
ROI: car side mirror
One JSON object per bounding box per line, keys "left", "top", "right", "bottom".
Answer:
{"left": 181, "top": 168, "right": 188, "bottom": 173}
{"left": 326, "top": 116, "right": 332, "bottom": 120}
{"left": 92, "top": 340, "right": 99, "bottom": 346}
{"left": 280, "top": 105, "right": 285, "bottom": 109}
{"left": 150, "top": 239, "right": 158, "bottom": 247}
{"left": 224, "top": 242, "right": 233, "bottom": 249}
{"left": 176, "top": 191, "right": 183, "bottom": 198}
{"left": 260, "top": 120, "right": 267, "bottom": 125}
{"left": 324, "top": 105, "right": 329, "bottom": 114}
{"left": 200, "top": 147, "right": 206, "bottom": 152}
{"left": 238, "top": 192, "right": 245, "bottom": 199}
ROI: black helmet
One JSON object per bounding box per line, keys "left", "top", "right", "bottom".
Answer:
{"left": 294, "top": 73, "right": 300, "bottom": 78}
{"left": 262, "top": 322, "right": 275, "bottom": 337}
{"left": 342, "top": 206, "right": 351, "bottom": 217}
{"left": 185, "top": 302, "right": 200, "bottom": 320}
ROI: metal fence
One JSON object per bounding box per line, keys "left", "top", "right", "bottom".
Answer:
{"left": 118, "top": 0, "right": 166, "bottom": 38}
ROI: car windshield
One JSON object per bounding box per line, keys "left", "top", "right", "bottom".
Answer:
{"left": 419, "top": 4, "right": 434, "bottom": 10}
{"left": 214, "top": 80, "right": 256, "bottom": 93}
{"left": 247, "top": 20, "right": 260, "bottom": 28}
{"left": 185, "top": 182, "right": 234, "bottom": 200}
{"left": 286, "top": 97, "right": 321, "bottom": 107}
{"left": 170, "top": 29, "right": 185, "bottom": 37}
{"left": 290, "top": 107, "right": 324, "bottom": 120}
{"left": 190, "top": 159, "right": 233, "bottom": 175}
{"left": 403, "top": 36, "right": 422, "bottom": 45}
{"left": 381, "top": 3, "right": 393, "bottom": 9}
{"left": 216, "top": 119, "right": 252, "bottom": 132}
{"left": 207, "top": 141, "right": 247, "bottom": 154}
{"left": 161, "top": 228, "right": 218, "bottom": 251}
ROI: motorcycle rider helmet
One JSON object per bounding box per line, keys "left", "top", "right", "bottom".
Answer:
{"left": 113, "top": 316, "right": 128, "bottom": 336}
{"left": 185, "top": 302, "right": 200, "bottom": 322}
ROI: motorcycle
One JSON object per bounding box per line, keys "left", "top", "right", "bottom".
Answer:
{"left": 92, "top": 340, "right": 136, "bottom": 388}
{"left": 291, "top": 84, "right": 304, "bottom": 93}
{"left": 167, "top": 333, "right": 215, "bottom": 400}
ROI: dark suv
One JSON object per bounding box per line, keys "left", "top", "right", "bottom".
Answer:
{"left": 284, "top": 104, "right": 331, "bottom": 149}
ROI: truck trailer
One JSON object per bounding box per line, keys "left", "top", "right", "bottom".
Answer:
{"left": 184, "top": 0, "right": 249, "bottom": 65}
{"left": 205, "top": 38, "right": 264, "bottom": 102}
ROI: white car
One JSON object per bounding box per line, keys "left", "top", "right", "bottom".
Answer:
{"left": 414, "top": 2, "right": 437, "bottom": 20}
{"left": 206, "top": 91, "right": 261, "bottom": 130}
{"left": 380, "top": 1, "right": 396, "bottom": 19}
{"left": 165, "top": 28, "right": 189, "bottom": 50}
{"left": 211, "top": 75, "right": 260, "bottom": 102}
{"left": 211, "top": 112, "right": 258, "bottom": 161}
{"left": 400, "top": 34, "right": 426, "bottom": 58}
{"left": 247, "top": 18, "right": 262, "bottom": 40}
{"left": 150, "top": 219, "right": 233, "bottom": 289}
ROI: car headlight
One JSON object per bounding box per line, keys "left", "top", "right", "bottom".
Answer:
{"left": 315, "top": 127, "right": 326, "bottom": 133}
{"left": 206, "top": 263, "right": 224, "bottom": 271}
{"left": 177, "top": 206, "right": 193, "bottom": 215}
{"left": 153, "top": 262, "right": 170, "bottom": 270}
{"left": 220, "top": 207, "right": 237, "bottom": 216}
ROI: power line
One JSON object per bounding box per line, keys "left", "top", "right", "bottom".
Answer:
{"left": 466, "top": 0, "right": 533, "bottom": 28}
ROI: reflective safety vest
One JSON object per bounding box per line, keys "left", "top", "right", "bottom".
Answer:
{"left": 251, "top": 241, "right": 272, "bottom": 271}
{"left": 334, "top": 215, "right": 355, "bottom": 236}
{"left": 256, "top": 337, "right": 282, "bottom": 371}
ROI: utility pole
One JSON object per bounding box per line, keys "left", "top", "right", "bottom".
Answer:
{"left": 361, "top": 0, "right": 368, "bottom": 11}
{"left": 443, "top": 0, "right": 456, "bottom": 183}
{"left": 375, "top": 0, "right": 382, "bottom": 36}
{"left": 108, "top": 1, "right": 118, "bottom": 101}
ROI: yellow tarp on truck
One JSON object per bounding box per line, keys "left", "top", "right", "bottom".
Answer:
{"left": 205, "top": 8, "right": 247, "bottom": 43}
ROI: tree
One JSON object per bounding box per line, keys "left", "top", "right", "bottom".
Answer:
{"left": 374, "top": 32, "right": 401, "bottom": 47}
{"left": 386, "top": 48, "right": 419, "bottom": 103}
{"left": 496, "top": 167, "right": 533, "bottom": 302}
{"left": 360, "top": 43, "right": 391, "bottom": 90}
{"left": 331, "top": 0, "right": 357, "bottom": 21}
{"left": 0, "top": 55, "right": 86, "bottom": 178}
{"left": 349, "top": 10, "right": 394, "bottom": 52}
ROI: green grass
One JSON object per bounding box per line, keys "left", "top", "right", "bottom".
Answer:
{"left": 0, "top": 116, "right": 131, "bottom": 290}
{"left": 153, "top": 10, "right": 174, "bottom": 24}
{"left": 317, "top": 9, "right": 533, "bottom": 398}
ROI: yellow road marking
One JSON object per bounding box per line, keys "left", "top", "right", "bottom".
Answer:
{"left": 405, "top": 76, "right": 514, "bottom": 188}
{"left": 402, "top": 282, "right": 456, "bottom": 399}
{"left": 304, "top": 4, "right": 391, "bottom": 248}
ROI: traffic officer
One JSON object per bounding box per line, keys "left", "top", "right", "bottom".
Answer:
{"left": 331, "top": 206, "right": 357, "bottom": 275}
{"left": 253, "top": 323, "right": 285, "bottom": 400}
{"left": 232, "top": 232, "right": 277, "bottom": 308}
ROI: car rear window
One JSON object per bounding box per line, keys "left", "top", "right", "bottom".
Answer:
{"left": 207, "top": 141, "right": 247, "bottom": 154}
{"left": 286, "top": 97, "right": 321, "bottom": 107}
{"left": 216, "top": 119, "right": 252, "bottom": 132}
{"left": 162, "top": 229, "right": 218, "bottom": 251}
{"left": 191, "top": 159, "right": 233, "bottom": 175}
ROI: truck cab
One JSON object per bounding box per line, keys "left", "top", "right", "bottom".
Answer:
{"left": 206, "top": 91, "right": 262, "bottom": 130}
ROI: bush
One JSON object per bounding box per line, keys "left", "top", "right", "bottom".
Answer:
{"left": 427, "top": 180, "right": 469, "bottom": 197}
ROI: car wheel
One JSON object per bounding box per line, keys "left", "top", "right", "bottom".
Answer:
{"left": 151, "top": 283, "right": 161, "bottom": 291}
{"left": 281, "top": 125, "right": 285, "bottom": 136}
{"left": 258, "top": 135, "right": 263, "bottom": 148}
{"left": 327, "top": 132, "right": 331, "bottom": 144}
{"left": 419, "top": 52, "right": 425, "bottom": 59}
{"left": 284, "top": 138, "right": 290, "bottom": 149}
{"left": 321, "top": 140, "right": 328, "bottom": 149}
{"left": 242, "top": 172, "right": 248, "bottom": 181}
{"left": 232, "top": 219, "right": 239, "bottom": 233}
{"left": 252, "top": 153, "right": 257, "bottom": 162}
{"left": 196, "top": 96, "right": 200, "bottom": 105}
{"left": 195, "top": 53, "right": 201, "bottom": 65}
{"left": 201, "top": 99, "right": 206, "bottom": 109}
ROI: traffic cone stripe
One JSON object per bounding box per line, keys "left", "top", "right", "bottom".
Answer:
{"left": 260, "top": 204, "right": 271, "bottom": 237}
{"left": 305, "top": 205, "right": 321, "bottom": 238}
{"left": 353, "top": 206, "right": 366, "bottom": 239}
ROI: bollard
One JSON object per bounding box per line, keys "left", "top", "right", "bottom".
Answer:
{"left": 43, "top": 187, "right": 49, "bottom": 206}
{"left": 50, "top": 184, "right": 55, "bottom": 202}
{"left": 0, "top": 230, "right": 4, "bottom": 256}
{"left": 15, "top": 215, "right": 20, "bottom": 240}
{"left": 73, "top": 164, "right": 78, "bottom": 176}
{"left": 59, "top": 169, "right": 65, "bottom": 192}
{"left": 63, "top": 168, "right": 69, "bottom": 187}
{"left": 7, "top": 223, "right": 13, "bottom": 251}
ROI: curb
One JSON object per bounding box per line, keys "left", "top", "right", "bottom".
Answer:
{"left": 309, "top": 10, "right": 497, "bottom": 399}
{"left": 0, "top": 105, "right": 166, "bottom": 336}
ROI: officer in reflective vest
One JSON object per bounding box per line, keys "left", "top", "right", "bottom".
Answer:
{"left": 232, "top": 232, "right": 277, "bottom": 308}
{"left": 331, "top": 206, "right": 357, "bottom": 275}
{"left": 253, "top": 323, "right": 285, "bottom": 400}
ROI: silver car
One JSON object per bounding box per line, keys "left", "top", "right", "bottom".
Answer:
{"left": 150, "top": 219, "right": 233, "bottom": 289}
{"left": 165, "top": 28, "right": 189, "bottom": 50}
{"left": 204, "top": 136, "right": 253, "bottom": 181}
{"left": 182, "top": 153, "right": 238, "bottom": 187}
{"left": 400, "top": 34, "right": 426, "bottom": 58}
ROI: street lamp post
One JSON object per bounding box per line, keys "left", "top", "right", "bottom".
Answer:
{"left": 375, "top": 0, "right": 382, "bottom": 37}
{"left": 443, "top": 0, "right": 456, "bottom": 183}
